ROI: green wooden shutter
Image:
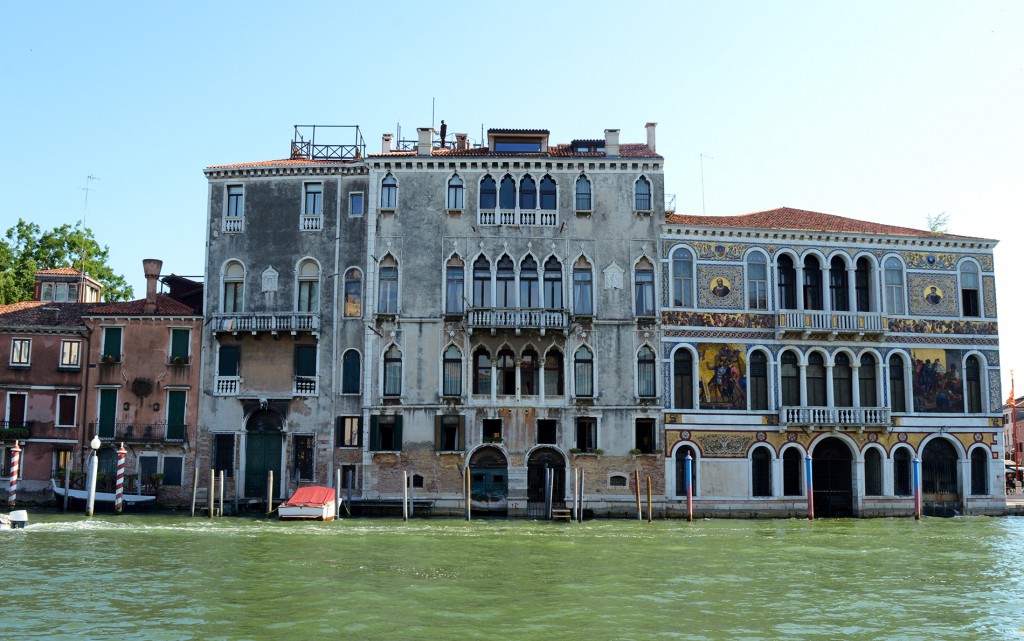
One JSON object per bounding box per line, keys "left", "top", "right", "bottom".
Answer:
{"left": 170, "top": 329, "right": 190, "bottom": 362}
{"left": 166, "top": 390, "right": 186, "bottom": 441}
{"left": 394, "top": 415, "right": 403, "bottom": 451}
{"left": 295, "top": 345, "right": 316, "bottom": 377}
{"left": 103, "top": 327, "right": 122, "bottom": 360}
{"left": 457, "top": 416, "right": 465, "bottom": 451}
{"left": 218, "top": 346, "right": 240, "bottom": 376}
{"left": 434, "top": 416, "right": 442, "bottom": 451}
{"left": 369, "top": 415, "right": 380, "bottom": 451}
{"left": 98, "top": 389, "right": 117, "bottom": 438}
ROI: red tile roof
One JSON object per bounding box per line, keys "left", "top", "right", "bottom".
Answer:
{"left": 36, "top": 268, "right": 83, "bottom": 276}
{"left": 206, "top": 157, "right": 356, "bottom": 170}
{"left": 369, "top": 142, "right": 661, "bottom": 159}
{"left": 0, "top": 302, "right": 90, "bottom": 326}
{"left": 666, "top": 207, "right": 965, "bottom": 238}
{"left": 85, "top": 295, "right": 197, "bottom": 316}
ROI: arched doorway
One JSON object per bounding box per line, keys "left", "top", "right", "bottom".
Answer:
{"left": 922, "top": 438, "right": 960, "bottom": 517}
{"left": 245, "top": 410, "right": 283, "bottom": 499}
{"left": 812, "top": 438, "right": 854, "bottom": 517}
{"left": 527, "top": 447, "right": 566, "bottom": 518}
{"left": 469, "top": 446, "right": 508, "bottom": 514}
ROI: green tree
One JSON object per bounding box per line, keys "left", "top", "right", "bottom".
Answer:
{"left": 0, "top": 219, "right": 133, "bottom": 304}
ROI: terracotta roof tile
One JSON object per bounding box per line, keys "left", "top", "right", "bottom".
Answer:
{"left": 206, "top": 157, "right": 360, "bottom": 170}
{"left": 36, "top": 267, "right": 83, "bottom": 276}
{"left": 369, "top": 142, "right": 662, "bottom": 160}
{"left": 0, "top": 302, "right": 90, "bottom": 327}
{"left": 85, "top": 295, "right": 197, "bottom": 316}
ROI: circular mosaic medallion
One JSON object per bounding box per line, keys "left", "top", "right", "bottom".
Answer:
{"left": 974, "top": 432, "right": 983, "bottom": 442}
{"left": 756, "top": 431, "right": 767, "bottom": 441}
{"left": 867, "top": 433, "right": 878, "bottom": 443}
{"left": 680, "top": 430, "right": 691, "bottom": 440}
{"left": 787, "top": 432, "right": 798, "bottom": 442}
{"left": 898, "top": 433, "right": 908, "bottom": 442}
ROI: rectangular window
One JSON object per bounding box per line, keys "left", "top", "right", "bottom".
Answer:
{"left": 60, "top": 340, "right": 81, "bottom": 368}
{"left": 293, "top": 434, "right": 314, "bottom": 481}
{"left": 298, "top": 280, "right": 319, "bottom": 312}
{"left": 378, "top": 263, "right": 398, "bottom": 314}
{"left": 170, "top": 329, "right": 190, "bottom": 364}
{"left": 213, "top": 434, "right": 235, "bottom": 477}
{"left": 482, "top": 418, "right": 503, "bottom": 443}
{"left": 227, "top": 185, "right": 244, "bottom": 217}
{"left": 56, "top": 394, "right": 77, "bottom": 427}
{"left": 102, "top": 327, "right": 122, "bottom": 362}
{"left": 295, "top": 345, "right": 317, "bottom": 394}
{"left": 446, "top": 265, "right": 465, "bottom": 314}
{"left": 166, "top": 390, "right": 186, "bottom": 441}
{"left": 573, "top": 268, "right": 593, "bottom": 315}
{"left": 218, "top": 346, "right": 240, "bottom": 377}
{"left": 335, "top": 416, "right": 362, "bottom": 447}
{"left": 435, "top": 415, "right": 463, "bottom": 451}
{"left": 634, "top": 419, "right": 656, "bottom": 454}
{"left": 139, "top": 455, "right": 159, "bottom": 479}
{"left": 6, "top": 393, "right": 27, "bottom": 427}
{"left": 349, "top": 192, "right": 364, "bottom": 216}
{"left": 97, "top": 388, "right": 117, "bottom": 439}
{"left": 304, "top": 183, "right": 323, "bottom": 216}
{"left": 369, "top": 415, "right": 402, "bottom": 451}
{"left": 340, "top": 464, "right": 358, "bottom": 490}
{"left": 10, "top": 338, "right": 31, "bottom": 365}
{"left": 162, "top": 456, "right": 183, "bottom": 486}
{"left": 55, "top": 283, "right": 69, "bottom": 302}
{"left": 575, "top": 417, "right": 597, "bottom": 453}
{"left": 537, "top": 419, "right": 557, "bottom": 445}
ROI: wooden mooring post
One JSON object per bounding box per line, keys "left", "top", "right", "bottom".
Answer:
{"left": 266, "top": 470, "right": 273, "bottom": 515}
{"left": 190, "top": 465, "right": 199, "bottom": 517}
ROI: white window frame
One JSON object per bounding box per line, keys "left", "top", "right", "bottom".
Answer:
{"left": 60, "top": 339, "right": 81, "bottom": 368}
{"left": 56, "top": 393, "right": 78, "bottom": 428}
{"left": 349, "top": 191, "right": 365, "bottom": 217}
{"left": 10, "top": 338, "right": 31, "bottom": 366}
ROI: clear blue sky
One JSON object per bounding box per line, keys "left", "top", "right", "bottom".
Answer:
{"left": 3, "top": 1, "right": 1022, "bottom": 395}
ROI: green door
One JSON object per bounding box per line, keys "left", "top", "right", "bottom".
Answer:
{"left": 245, "top": 430, "right": 282, "bottom": 498}
{"left": 98, "top": 389, "right": 117, "bottom": 439}
{"left": 166, "top": 391, "right": 186, "bottom": 441}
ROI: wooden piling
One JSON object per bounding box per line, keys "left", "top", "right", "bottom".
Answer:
{"left": 266, "top": 470, "right": 273, "bottom": 515}
{"left": 635, "top": 470, "right": 642, "bottom": 521}
{"left": 572, "top": 468, "right": 578, "bottom": 523}
{"left": 465, "top": 468, "right": 471, "bottom": 521}
{"left": 402, "top": 471, "right": 409, "bottom": 522}
{"left": 219, "top": 470, "right": 225, "bottom": 517}
{"left": 335, "top": 468, "right": 342, "bottom": 517}
{"left": 578, "top": 469, "right": 585, "bottom": 522}
{"left": 209, "top": 469, "right": 215, "bottom": 519}
{"left": 62, "top": 464, "right": 71, "bottom": 513}
{"left": 646, "top": 475, "right": 652, "bottom": 523}
{"left": 190, "top": 465, "right": 199, "bottom": 517}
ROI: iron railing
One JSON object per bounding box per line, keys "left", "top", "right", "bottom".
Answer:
{"left": 291, "top": 125, "right": 366, "bottom": 161}
{"left": 91, "top": 422, "right": 189, "bottom": 444}
{"left": 0, "top": 421, "right": 34, "bottom": 440}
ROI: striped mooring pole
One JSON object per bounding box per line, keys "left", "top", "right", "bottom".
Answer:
{"left": 685, "top": 453, "right": 693, "bottom": 522}
{"left": 805, "top": 454, "right": 815, "bottom": 521}
{"left": 7, "top": 440, "right": 21, "bottom": 507}
{"left": 913, "top": 456, "right": 922, "bottom": 520}
{"left": 114, "top": 442, "right": 127, "bottom": 514}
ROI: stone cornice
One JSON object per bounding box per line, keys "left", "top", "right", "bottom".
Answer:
{"left": 204, "top": 164, "right": 368, "bottom": 180}
{"left": 663, "top": 227, "right": 996, "bottom": 251}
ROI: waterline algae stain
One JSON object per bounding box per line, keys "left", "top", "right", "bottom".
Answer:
{"left": 3, "top": 514, "right": 1024, "bottom": 640}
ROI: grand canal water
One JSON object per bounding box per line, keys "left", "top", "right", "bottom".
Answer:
{"left": 3, "top": 513, "right": 1024, "bottom": 640}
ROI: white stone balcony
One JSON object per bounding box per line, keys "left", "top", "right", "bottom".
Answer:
{"left": 214, "top": 376, "right": 240, "bottom": 396}
{"left": 476, "top": 209, "right": 558, "bottom": 227}
{"left": 779, "top": 406, "right": 891, "bottom": 430}
{"left": 212, "top": 313, "right": 319, "bottom": 335}
{"left": 467, "top": 308, "right": 567, "bottom": 335}
{"left": 776, "top": 310, "right": 886, "bottom": 340}
{"left": 223, "top": 217, "right": 244, "bottom": 233}
{"left": 300, "top": 214, "right": 323, "bottom": 231}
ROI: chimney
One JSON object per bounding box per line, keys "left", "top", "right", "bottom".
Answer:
{"left": 604, "top": 129, "right": 620, "bottom": 157}
{"left": 645, "top": 122, "right": 657, "bottom": 152}
{"left": 382, "top": 133, "right": 393, "bottom": 154}
{"left": 143, "top": 259, "right": 162, "bottom": 314}
{"left": 455, "top": 133, "right": 468, "bottom": 151}
{"left": 41, "top": 307, "right": 59, "bottom": 325}
{"left": 417, "top": 127, "right": 433, "bottom": 156}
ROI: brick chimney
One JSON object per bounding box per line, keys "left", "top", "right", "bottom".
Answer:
{"left": 604, "top": 129, "right": 620, "bottom": 157}
{"left": 417, "top": 127, "right": 433, "bottom": 156}
{"left": 455, "top": 133, "right": 468, "bottom": 151}
{"left": 382, "top": 133, "right": 393, "bottom": 154}
{"left": 645, "top": 122, "right": 657, "bottom": 152}
{"left": 143, "top": 259, "right": 162, "bottom": 314}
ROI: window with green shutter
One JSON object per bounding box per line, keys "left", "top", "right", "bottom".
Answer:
{"left": 166, "top": 390, "right": 186, "bottom": 441}
{"left": 369, "top": 415, "right": 402, "bottom": 451}
{"left": 170, "top": 329, "right": 190, "bottom": 364}
{"left": 102, "top": 327, "right": 122, "bottom": 362}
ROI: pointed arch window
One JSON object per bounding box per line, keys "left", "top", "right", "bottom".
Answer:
{"left": 778, "top": 255, "right": 797, "bottom": 310}
{"left": 443, "top": 345, "right": 462, "bottom": 397}
{"left": 575, "top": 175, "right": 592, "bottom": 211}
{"left": 889, "top": 353, "right": 907, "bottom": 413}
{"left": 496, "top": 255, "right": 515, "bottom": 307}
{"left": 574, "top": 346, "right": 594, "bottom": 397}
{"left": 674, "top": 349, "right": 694, "bottom": 409}
{"left": 447, "top": 175, "right": 464, "bottom": 209}
{"left": 520, "top": 256, "right": 540, "bottom": 308}
{"left": 297, "top": 259, "right": 320, "bottom": 312}
{"left": 859, "top": 353, "right": 878, "bottom": 406}
{"left": 499, "top": 175, "right": 516, "bottom": 209}
{"left": 223, "top": 261, "right": 244, "bottom": 313}
{"left": 480, "top": 175, "right": 497, "bottom": 209}
{"left": 521, "top": 348, "right": 538, "bottom": 395}
{"left": 965, "top": 355, "right": 982, "bottom": 413}
{"left": 343, "top": 268, "right": 362, "bottom": 318}
{"left": 747, "top": 252, "right": 768, "bottom": 310}
{"left": 961, "top": 262, "right": 980, "bottom": 317}
{"left": 380, "top": 174, "right": 398, "bottom": 209}
{"left": 383, "top": 346, "right": 402, "bottom": 397}
{"left": 544, "top": 348, "right": 564, "bottom": 396}
{"left": 446, "top": 257, "right": 465, "bottom": 314}
{"left": 749, "top": 351, "right": 769, "bottom": 410}
{"left": 833, "top": 353, "right": 853, "bottom": 407}
{"left": 884, "top": 257, "right": 905, "bottom": 314}
{"left": 341, "top": 349, "right": 360, "bottom": 394}
{"left": 472, "top": 256, "right": 491, "bottom": 308}
{"left": 634, "top": 258, "right": 655, "bottom": 317}
{"left": 781, "top": 350, "right": 800, "bottom": 406}
{"left": 807, "top": 352, "right": 826, "bottom": 406}
{"left": 573, "top": 258, "right": 593, "bottom": 315}
{"left": 671, "top": 249, "right": 693, "bottom": 307}
{"left": 520, "top": 175, "right": 537, "bottom": 209}
{"left": 377, "top": 256, "right": 398, "bottom": 314}
{"left": 496, "top": 348, "right": 516, "bottom": 395}
{"left": 634, "top": 176, "right": 652, "bottom": 211}
{"left": 638, "top": 345, "right": 656, "bottom": 398}
{"left": 473, "top": 347, "right": 491, "bottom": 394}
{"left": 539, "top": 176, "right": 557, "bottom": 210}
{"left": 543, "top": 257, "right": 563, "bottom": 309}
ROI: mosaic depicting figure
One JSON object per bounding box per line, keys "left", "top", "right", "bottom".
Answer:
{"left": 911, "top": 348, "right": 964, "bottom": 413}
{"left": 698, "top": 344, "right": 746, "bottom": 410}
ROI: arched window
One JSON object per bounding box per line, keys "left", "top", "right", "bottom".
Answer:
{"left": 807, "top": 352, "right": 826, "bottom": 406}
{"left": 496, "top": 255, "right": 515, "bottom": 308}
{"left": 783, "top": 448, "right": 802, "bottom": 496}
{"left": 544, "top": 348, "right": 564, "bottom": 396}
{"left": 864, "top": 448, "right": 882, "bottom": 496}
{"left": 747, "top": 252, "right": 768, "bottom": 310}
{"left": 445, "top": 257, "right": 464, "bottom": 314}
{"left": 539, "top": 176, "right": 557, "bottom": 210}
{"left": 803, "top": 255, "right": 823, "bottom": 310}
{"left": 634, "top": 258, "right": 655, "bottom": 316}
{"left": 859, "top": 353, "right": 878, "bottom": 406}
{"left": 749, "top": 351, "right": 769, "bottom": 410}
{"left": 675, "top": 445, "right": 697, "bottom": 496}
{"left": 480, "top": 175, "right": 497, "bottom": 209}
{"left": 343, "top": 268, "right": 362, "bottom": 318}
{"left": 341, "top": 349, "right": 360, "bottom": 394}
{"left": 543, "top": 257, "right": 563, "bottom": 309}
{"left": 383, "top": 345, "right": 402, "bottom": 396}
{"left": 961, "top": 262, "right": 980, "bottom": 317}
{"left": 671, "top": 249, "right": 693, "bottom": 307}
{"left": 966, "top": 355, "right": 982, "bottom": 413}
{"left": 855, "top": 257, "right": 872, "bottom": 312}
{"left": 223, "top": 261, "right": 244, "bottom": 313}
{"left": 638, "top": 345, "right": 656, "bottom": 398}
{"left": 889, "top": 353, "right": 907, "bottom": 413}
{"left": 377, "top": 256, "right": 398, "bottom": 314}
{"left": 833, "top": 353, "right": 853, "bottom": 407}
{"left": 573, "top": 258, "right": 593, "bottom": 315}
{"left": 447, "top": 175, "right": 464, "bottom": 209}
{"left": 634, "top": 176, "right": 652, "bottom": 211}
{"left": 674, "top": 349, "right": 694, "bottom": 409}
{"left": 473, "top": 347, "right": 491, "bottom": 395}
{"left": 574, "top": 346, "right": 594, "bottom": 397}
{"left": 496, "top": 348, "right": 516, "bottom": 395}
{"left": 884, "top": 257, "right": 905, "bottom": 314}
{"left": 519, "top": 175, "right": 537, "bottom": 209}
{"left": 781, "top": 351, "right": 800, "bottom": 406}
{"left": 752, "top": 447, "right": 772, "bottom": 497}
{"left": 894, "top": 448, "right": 913, "bottom": 496}
{"left": 519, "top": 256, "right": 540, "bottom": 308}
{"left": 778, "top": 255, "right": 796, "bottom": 310}
{"left": 380, "top": 174, "right": 398, "bottom": 209}
{"left": 521, "top": 348, "right": 538, "bottom": 395}
{"left": 970, "top": 448, "right": 989, "bottom": 495}
{"left": 472, "top": 256, "right": 491, "bottom": 308}
{"left": 442, "top": 345, "right": 462, "bottom": 397}
{"left": 297, "top": 259, "right": 320, "bottom": 312}
{"left": 829, "top": 256, "right": 849, "bottom": 312}
{"left": 575, "top": 175, "right": 592, "bottom": 211}
{"left": 499, "top": 175, "right": 516, "bottom": 209}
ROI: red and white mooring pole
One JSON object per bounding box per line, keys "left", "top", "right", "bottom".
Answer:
{"left": 114, "top": 442, "right": 127, "bottom": 514}
{"left": 7, "top": 440, "right": 21, "bottom": 507}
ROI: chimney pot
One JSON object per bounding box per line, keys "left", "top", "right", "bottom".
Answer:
{"left": 645, "top": 122, "right": 657, "bottom": 152}
{"left": 382, "top": 133, "right": 393, "bottom": 154}
{"left": 417, "top": 128, "right": 433, "bottom": 156}
{"left": 455, "top": 133, "right": 468, "bottom": 151}
{"left": 604, "top": 129, "right": 620, "bottom": 157}
{"left": 143, "top": 259, "right": 162, "bottom": 314}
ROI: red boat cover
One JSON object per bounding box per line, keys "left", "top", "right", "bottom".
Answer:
{"left": 283, "top": 485, "right": 336, "bottom": 507}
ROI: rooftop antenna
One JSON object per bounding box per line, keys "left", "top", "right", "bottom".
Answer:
{"left": 432, "top": 97, "right": 435, "bottom": 132}
{"left": 79, "top": 175, "right": 99, "bottom": 297}
{"left": 700, "top": 154, "right": 713, "bottom": 215}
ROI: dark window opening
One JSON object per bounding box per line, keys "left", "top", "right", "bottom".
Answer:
{"left": 483, "top": 418, "right": 503, "bottom": 443}
{"left": 575, "top": 417, "right": 597, "bottom": 453}
{"left": 293, "top": 435, "right": 314, "bottom": 481}
{"left": 537, "top": 419, "right": 556, "bottom": 445}
{"left": 783, "top": 449, "right": 802, "bottom": 496}
{"left": 752, "top": 447, "right": 772, "bottom": 497}
{"left": 634, "top": 419, "right": 656, "bottom": 454}
{"left": 213, "top": 434, "right": 235, "bottom": 477}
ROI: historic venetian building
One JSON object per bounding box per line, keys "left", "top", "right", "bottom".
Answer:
{"left": 661, "top": 208, "right": 1003, "bottom": 516}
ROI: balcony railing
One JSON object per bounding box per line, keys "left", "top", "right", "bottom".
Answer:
{"left": 0, "top": 421, "right": 34, "bottom": 440}
{"left": 477, "top": 209, "right": 558, "bottom": 227}
{"left": 223, "top": 216, "right": 245, "bottom": 233}
{"left": 293, "top": 376, "right": 318, "bottom": 396}
{"left": 779, "top": 406, "right": 891, "bottom": 429}
{"left": 214, "top": 376, "right": 241, "bottom": 396}
{"left": 91, "top": 422, "right": 189, "bottom": 444}
{"left": 776, "top": 310, "right": 886, "bottom": 337}
{"left": 300, "top": 214, "right": 323, "bottom": 231}
{"left": 468, "top": 308, "right": 568, "bottom": 333}
{"left": 212, "top": 313, "right": 319, "bottom": 335}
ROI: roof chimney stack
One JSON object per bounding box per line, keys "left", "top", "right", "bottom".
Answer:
{"left": 645, "top": 122, "right": 657, "bottom": 152}
{"left": 417, "top": 127, "right": 433, "bottom": 156}
{"left": 604, "top": 129, "right": 620, "bottom": 157}
{"left": 455, "top": 133, "right": 468, "bottom": 151}
{"left": 382, "top": 133, "right": 393, "bottom": 154}
{"left": 41, "top": 307, "right": 59, "bottom": 325}
{"left": 143, "top": 259, "right": 162, "bottom": 314}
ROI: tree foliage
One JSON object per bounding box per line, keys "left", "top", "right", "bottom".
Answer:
{"left": 927, "top": 211, "right": 950, "bottom": 235}
{"left": 0, "top": 219, "right": 133, "bottom": 304}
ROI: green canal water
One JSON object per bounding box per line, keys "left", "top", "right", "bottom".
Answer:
{"left": 2, "top": 514, "right": 1024, "bottom": 641}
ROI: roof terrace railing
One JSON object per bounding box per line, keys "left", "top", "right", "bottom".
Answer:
{"left": 291, "top": 125, "right": 366, "bottom": 161}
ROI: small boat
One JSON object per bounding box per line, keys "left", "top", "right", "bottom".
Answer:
{"left": 51, "top": 480, "right": 157, "bottom": 511}
{"left": 278, "top": 486, "right": 336, "bottom": 521}
{"left": 0, "top": 510, "right": 28, "bottom": 529}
